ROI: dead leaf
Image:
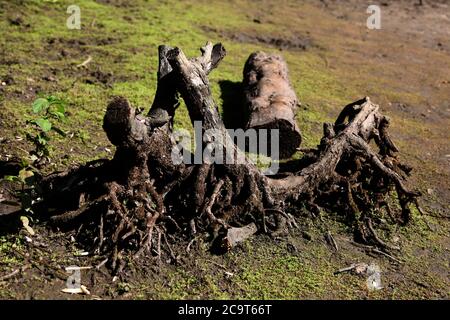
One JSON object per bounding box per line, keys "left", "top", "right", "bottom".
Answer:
{"left": 20, "top": 216, "right": 35, "bottom": 236}
{"left": 353, "top": 263, "right": 369, "bottom": 274}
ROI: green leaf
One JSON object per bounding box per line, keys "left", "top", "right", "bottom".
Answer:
{"left": 29, "top": 154, "right": 38, "bottom": 162}
{"left": 20, "top": 158, "right": 30, "bottom": 168}
{"left": 34, "top": 118, "right": 52, "bottom": 132}
{"left": 48, "top": 101, "right": 66, "bottom": 121}
{"left": 18, "top": 168, "right": 34, "bottom": 183}
{"left": 46, "top": 95, "right": 59, "bottom": 104}
{"left": 32, "top": 98, "right": 49, "bottom": 114}
{"left": 37, "top": 133, "right": 49, "bottom": 145}
{"left": 49, "top": 111, "right": 64, "bottom": 120}
{"left": 56, "top": 103, "right": 65, "bottom": 115}
{"left": 47, "top": 96, "right": 65, "bottom": 107}
{"left": 3, "top": 175, "right": 19, "bottom": 182}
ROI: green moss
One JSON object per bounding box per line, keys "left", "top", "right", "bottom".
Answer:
{"left": 0, "top": 235, "right": 24, "bottom": 265}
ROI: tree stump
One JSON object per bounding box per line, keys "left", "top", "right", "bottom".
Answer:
{"left": 21, "top": 42, "right": 422, "bottom": 273}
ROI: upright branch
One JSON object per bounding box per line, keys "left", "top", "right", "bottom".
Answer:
{"left": 148, "top": 45, "right": 179, "bottom": 130}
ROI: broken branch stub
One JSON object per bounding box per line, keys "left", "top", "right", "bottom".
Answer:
{"left": 148, "top": 45, "right": 179, "bottom": 130}
{"left": 243, "top": 51, "right": 302, "bottom": 159}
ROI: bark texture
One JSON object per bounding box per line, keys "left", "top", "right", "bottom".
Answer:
{"left": 243, "top": 51, "right": 302, "bottom": 159}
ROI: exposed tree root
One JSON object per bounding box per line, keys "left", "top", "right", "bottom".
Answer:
{"left": 21, "top": 42, "right": 422, "bottom": 273}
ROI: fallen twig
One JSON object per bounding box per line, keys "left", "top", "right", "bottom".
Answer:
{"left": 326, "top": 230, "right": 339, "bottom": 251}
{"left": 96, "top": 258, "right": 108, "bottom": 270}
{"left": 0, "top": 269, "right": 20, "bottom": 281}
{"left": 334, "top": 263, "right": 368, "bottom": 275}
{"left": 370, "top": 248, "right": 402, "bottom": 264}
{"left": 186, "top": 235, "right": 200, "bottom": 253}
{"left": 77, "top": 56, "right": 92, "bottom": 68}
{"left": 163, "top": 232, "right": 177, "bottom": 261}
{"left": 367, "top": 218, "right": 400, "bottom": 251}
{"left": 207, "top": 260, "right": 234, "bottom": 277}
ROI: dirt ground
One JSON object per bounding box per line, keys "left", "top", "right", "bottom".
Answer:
{"left": 0, "top": 0, "right": 449, "bottom": 299}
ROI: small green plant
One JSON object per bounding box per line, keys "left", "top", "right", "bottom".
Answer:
{"left": 117, "top": 282, "right": 132, "bottom": 295}
{"left": 3, "top": 159, "right": 34, "bottom": 186}
{"left": 26, "top": 95, "right": 67, "bottom": 166}
{"left": 1, "top": 96, "right": 68, "bottom": 215}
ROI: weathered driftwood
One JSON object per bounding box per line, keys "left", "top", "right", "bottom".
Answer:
{"left": 242, "top": 51, "right": 302, "bottom": 159}
{"left": 30, "top": 41, "right": 421, "bottom": 273}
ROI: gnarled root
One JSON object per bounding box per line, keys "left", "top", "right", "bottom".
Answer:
{"left": 30, "top": 43, "right": 421, "bottom": 272}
